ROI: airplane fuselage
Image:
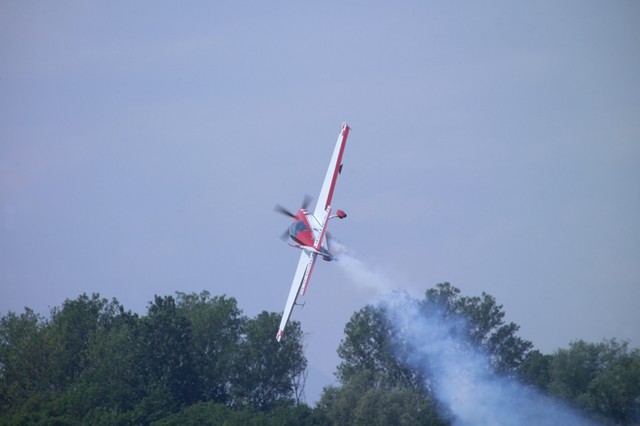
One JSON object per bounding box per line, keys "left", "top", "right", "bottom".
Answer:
{"left": 287, "top": 209, "right": 333, "bottom": 261}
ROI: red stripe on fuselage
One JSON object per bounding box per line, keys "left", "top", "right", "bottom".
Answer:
{"left": 323, "top": 124, "right": 350, "bottom": 211}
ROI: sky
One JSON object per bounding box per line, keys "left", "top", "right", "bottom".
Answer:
{"left": 1, "top": 1, "right": 639, "bottom": 403}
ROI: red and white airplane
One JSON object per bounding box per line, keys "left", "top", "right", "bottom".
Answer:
{"left": 275, "top": 122, "right": 350, "bottom": 341}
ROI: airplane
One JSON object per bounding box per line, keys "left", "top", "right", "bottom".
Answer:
{"left": 274, "top": 122, "right": 350, "bottom": 341}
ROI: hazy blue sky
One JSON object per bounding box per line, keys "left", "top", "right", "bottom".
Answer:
{"left": 2, "top": 1, "right": 639, "bottom": 402}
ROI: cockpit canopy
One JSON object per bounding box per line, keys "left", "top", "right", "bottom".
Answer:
{"left": 289, "top": 220, "right": 309, "bottom": 241}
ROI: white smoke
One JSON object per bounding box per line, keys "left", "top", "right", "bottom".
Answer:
{"left": 334, "top": 246, "right": 597, "bottom": 426}
{"left": 331, "top": 240, "right": 393, "bottom": 296}
{"left": 383, "top": 292, "right": 596, "bottom": 426}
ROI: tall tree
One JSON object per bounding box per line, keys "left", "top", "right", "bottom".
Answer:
{"left": 547, "top": 339, "right": 640, "bottom": 424}
{"left": 78, "top": 304, "right": 142, "bottom": 418}
{"left": 335, "top": 283, "right": 532, "bottom": 392}
{"left": 0, "top": 308, "right": 51, "bottom": 411}
{"left": 231, "top": 311, "right": 306, "bottom": 410}
{"left": 424, "top": 283, "right": 533, "bottom": 373}
{"left": 518, "top": 349, "right": 553, "bottom": 390}
{"left": 138, "top": 295, "right": 198, "bottom": 407}
{"left": 323, "top": 283, "right": 534, "bottom": 423}
{"left": 318, "top": 371, "right": 445, "bottom": 426}
{"left": 175, "top": 291, "right": 244, "bottom": 404}
{"left": 48, "top": 293, "right": 112, "bottom": 388}
{"left": 335, "top": 305, "right": 423, "bottom": 391}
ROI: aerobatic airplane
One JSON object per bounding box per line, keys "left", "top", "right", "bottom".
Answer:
{"left": 274, "top": 122, "right": 350, "bottom": 341}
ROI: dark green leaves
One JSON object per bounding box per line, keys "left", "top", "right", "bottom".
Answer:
{"left": 0, "top": 292, "right": 308, "bottom": 424}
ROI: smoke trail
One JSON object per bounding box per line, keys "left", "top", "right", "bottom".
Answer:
{"left": 334, "top": 248, "right": 597, "bottom": 426}
{"left": 331, "top": 240, "right": 393, "bottom": 296}
{"left": 383, "top": 292, "right": 596, "bottom": 426}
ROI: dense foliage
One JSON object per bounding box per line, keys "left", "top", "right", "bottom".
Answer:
{"left": 520, "top": 340, "right": 640, "bottom": 424}
{"left": 316, "top": 283, "right": 534, "bottom": 425}
{"left": 2, "top": 284, "right": 638, "bottom": 425}
{"left": 317, "top": 283, "right": 640, "bottom": 425}
{"left": 0, "top": 292, "right": 315, "bottom": 425}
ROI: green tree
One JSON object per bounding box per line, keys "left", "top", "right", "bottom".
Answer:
{"left": 424, "top": 283, "right": 533, "bottom": 373}
{"left": 151, "top": 401, "right": 236, "bottom": 426}
{"left": 137, "top": 295, "right": 198, "bottom": 409}
{"left": 547, "top": 339, "right": 640, "bottom": 424}
{"left": 335, "top": 283, "right": 532, "bottom": 391}
{"left": 518, "top": 349, "right": 553, "bottom": 390}
{"left": 322, "top": 283, "right": 534, "bottom": 424}
{"left": 1, "top": 295, "right": 135, "bottom": 424}
{"left": 77, "top": 304, "right": 142, "bottom": 421}
{"left": 153, "top": 400, "right": 329, "bottom": 426}
{"left": 48, "top": 293, "right": 112, "bottom": 388}
{"left": 336, "top": 305, "right": 423, "bottom": 391}
{"left": 318, "top": 372, "right": 445, "bottom": 426}
{"left": 263, "top": 402, "right": 330, "bottom": 426}
{"left": 176, "top": 291, "right": 244, "bottom": 404}
{"left": 0, "top": 308, "right": 51, "bottom": 411}
{"left": 231, "top": 311, "right": 306, "bottom": 410}
{"left": 1, "top": 292, "right": 314, "bottom": 424}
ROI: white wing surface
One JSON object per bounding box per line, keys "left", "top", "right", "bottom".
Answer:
{"left": 312, "top": 123, "right": 350, "bottom": 219}
{"left": 276, "top": 250, "right": 317, "bottom": 342}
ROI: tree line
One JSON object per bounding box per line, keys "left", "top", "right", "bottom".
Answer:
{"left": 0, "top": 291, "right": 313, "bottom": 424}
{"left": 321, "top": 283, "right": 640, "bottom": 425}
{"left": 1, "top": 284, "right": 639, "bottom": 425}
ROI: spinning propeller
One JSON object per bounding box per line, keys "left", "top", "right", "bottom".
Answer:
{"left": 274, "top": 194, "right": 312, "bottom": 218}
{"left": 275, "top": 195, "right": 313, "bottom": 240}
{"left": 274, "top": 204, "right": 295, "bottom": 218}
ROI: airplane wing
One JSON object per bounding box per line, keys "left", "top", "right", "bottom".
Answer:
{"left": 276, "top": 249, "right": 317, "bottom": 342}
{"left": 313, "top": 123, "right": 350, "bottom": 219}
